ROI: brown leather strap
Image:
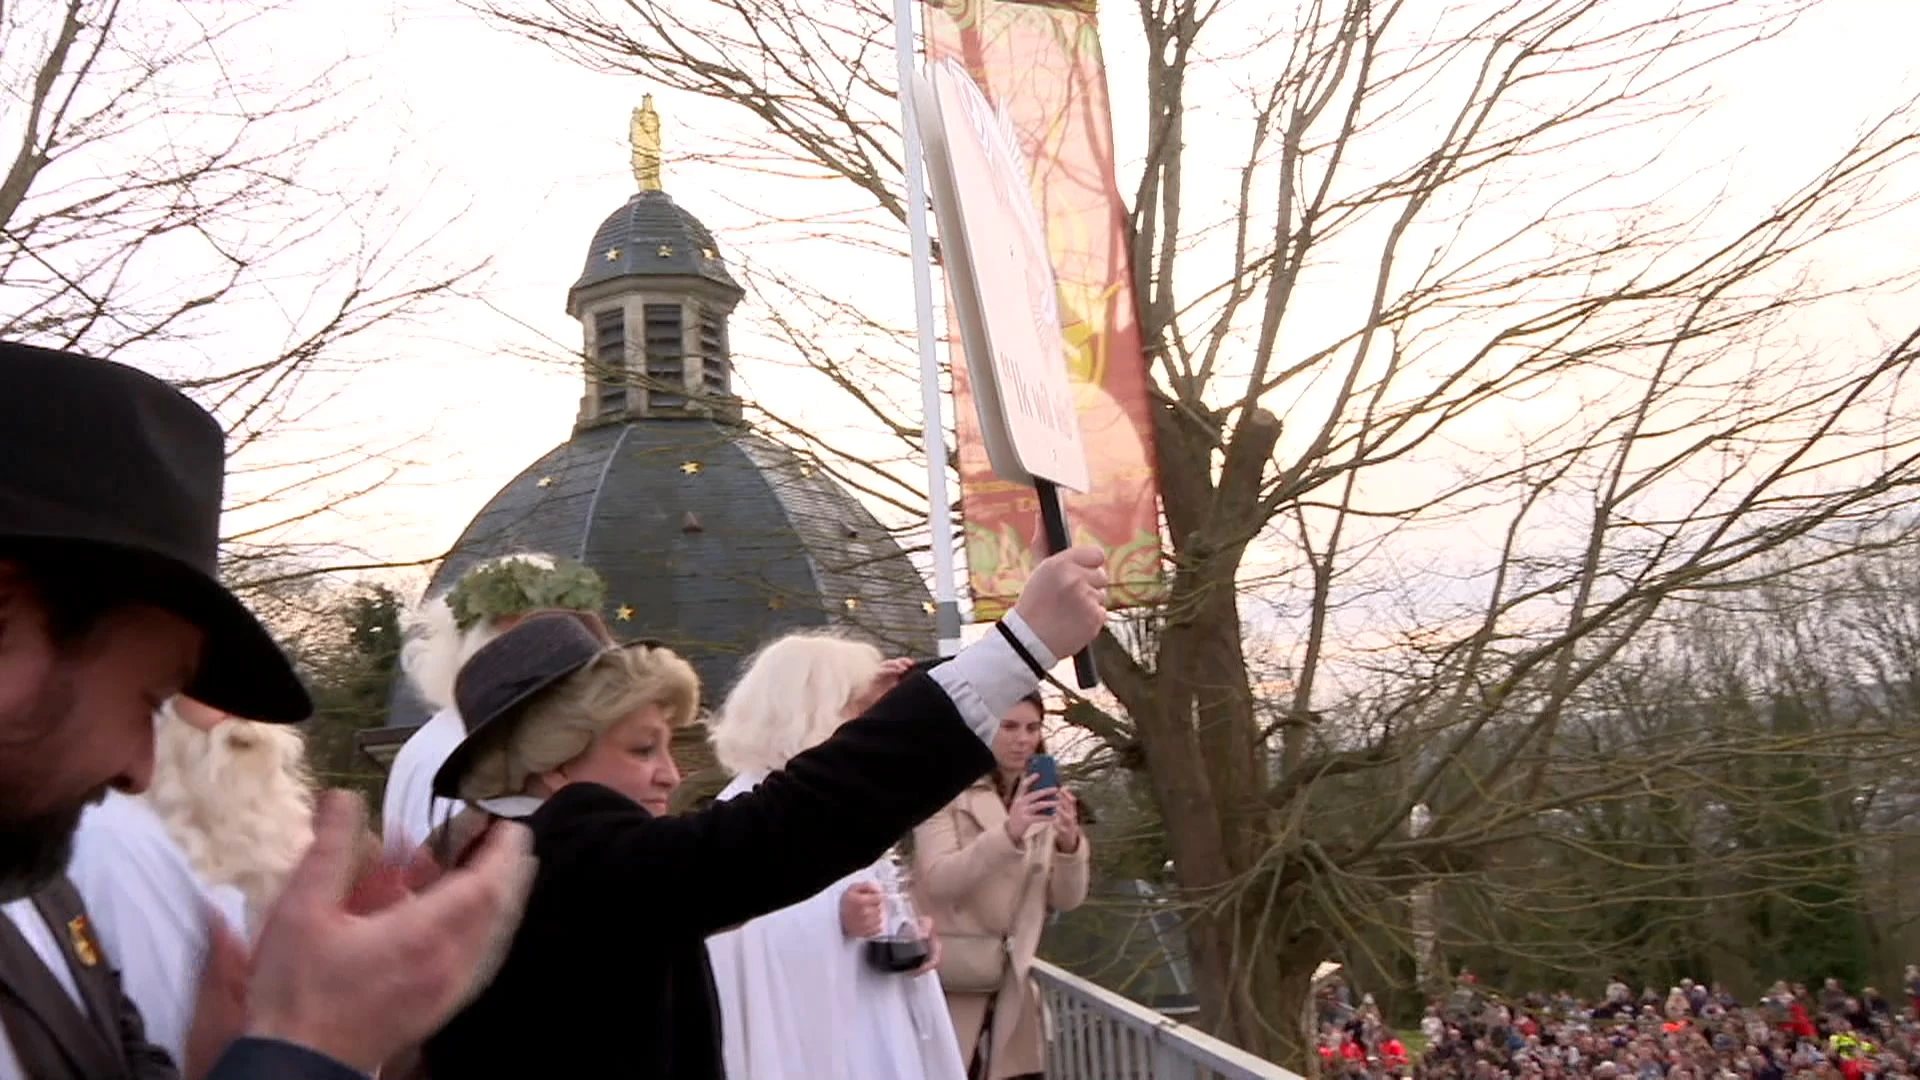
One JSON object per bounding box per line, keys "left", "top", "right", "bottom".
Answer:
{"left": 0, "top": 887, "right": 126, "bottom": 1079}
{"left": 34, "top": 877, "right": 128, "bottom": 1071}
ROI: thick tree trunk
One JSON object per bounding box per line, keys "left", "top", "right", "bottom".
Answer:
{"left": 1184, "top": 899, "right": 1327, "bottom": 1072}
{"left": 1262, "top": 944, "right": 1326, "bottom": 1074}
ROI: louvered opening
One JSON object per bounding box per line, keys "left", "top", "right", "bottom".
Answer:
{"left": 593, "top": 308, "right": 626, "bottom": 413}
{"left": 644, "top": 303, "right": 685, "bottom": 409}
{"left": 699, "top": 310, "right": 728, "bottom": 396}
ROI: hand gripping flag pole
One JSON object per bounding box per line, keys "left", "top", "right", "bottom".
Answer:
{"left": 910, "top": 59, "right": 1100, "bottom": 689}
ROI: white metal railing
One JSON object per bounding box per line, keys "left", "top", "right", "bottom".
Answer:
{"left": 1033, "top": 959, "right": 1305, "bottom": 1080}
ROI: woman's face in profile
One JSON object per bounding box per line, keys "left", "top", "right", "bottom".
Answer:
{"left": 991, "top": 700, "right": 1044, "bottom": 775}
{"left": 550, "top": 702, "right": 682, "bottom": 816}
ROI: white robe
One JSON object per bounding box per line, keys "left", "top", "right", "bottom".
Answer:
{"left": 65, "top": 792, "right": 249, "bottom": 1067}
{"left": 706, "top": 773, "right": 968, "bottom": 1080}
{"left": 381, "top": 706, "right": 469, "bottom": 852}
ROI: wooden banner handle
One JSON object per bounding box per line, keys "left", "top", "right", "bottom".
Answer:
{"left": 1034, "top": 480, "right": 1099, "bottom": 689}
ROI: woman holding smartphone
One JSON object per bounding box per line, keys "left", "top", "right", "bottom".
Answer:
{"left": 404, "top": 547, "right": 1109, "bottom": 1079}
{"left": 911, "top": 692, "right": 1090, "bottom": 1080}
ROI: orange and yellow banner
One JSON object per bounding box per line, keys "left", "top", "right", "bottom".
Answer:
{"left": 924, "top": 0, "right": 1166, "bottom": 620}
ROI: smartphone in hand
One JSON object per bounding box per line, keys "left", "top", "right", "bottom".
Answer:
{"left": 1026, "top": 753, "right": 1059, "bottom": 815}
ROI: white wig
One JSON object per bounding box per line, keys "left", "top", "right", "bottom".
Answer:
{"left": 401, "top": 552, "right": 561, "bottom": 714}
{"left": 709, "top": 631, "right": 884, "bottom": 777}
{"left": 146, "top": 700, "right": 316, "bottom": 931}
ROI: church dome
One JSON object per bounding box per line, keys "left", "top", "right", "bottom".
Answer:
{"left": 362, "top": 95, "right": 933, "bottom": 779}
{"left": 379, "top": 418, "right": 936, "bottom": 733}
{"left": 569, "top": 189, "right": 741, "bottom": 308}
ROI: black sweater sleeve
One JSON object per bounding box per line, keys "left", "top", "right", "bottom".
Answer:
{"left": 205, "top": 1040, "right": 367, "bottom": 1080}
{"left": 528, "top": 670, "right": 993, "bottom": 936}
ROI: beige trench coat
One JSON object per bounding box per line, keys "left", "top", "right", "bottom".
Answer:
{"left": 911, "top": 779, "right": 1090, "bottom": 1079}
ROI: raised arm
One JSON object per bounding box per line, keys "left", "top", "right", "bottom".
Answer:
{"left": 540, "top": 546, "right": 1110, "bottom": 935}
{"left": 536, "top": 618, "right": 1044, "bottom": 935}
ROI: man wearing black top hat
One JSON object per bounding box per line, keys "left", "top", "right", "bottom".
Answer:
{"left": 0, "top": 343, "right": 537, "bottom": 1078}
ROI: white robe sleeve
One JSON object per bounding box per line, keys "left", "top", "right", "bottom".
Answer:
{"left": 709, "top": 865, "right": 865, "bottom": 1080}
{"left": 380, "top": 708, "right": 470, "bottom": 852}
{"left": 705, "top": 774, "right": 968, "bottom": 1080}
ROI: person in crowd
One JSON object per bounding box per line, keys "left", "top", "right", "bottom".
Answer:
{"left": 704, "top": 632, "right": 968, "bottom": 1080}
{"left": 0, "top": 343, "right": 535, "bottom": 1080}
{"left": 1407, "top": 970, "right": 1920, "bottom": 1080}
{"left": 1825, "top": 980, "right": 1852, "bottom": 1017}
{"left": 381, "top": 553, "right": 606, "bottom": 852}
{"left": 911, "top": 691, "right": 1091, "bottom": 1080}
{"left": 1382, "top": 1032, "right": 1411, "bottom": 1070}
{"left": 413, "top": 543, "right": 1108, "bottom": 1079}
{"left": 1423, "top": 1006, "right": 1448, "bottom": 1046}
{"left": 65, "top": 694, "right": 311, "bottom": 1072}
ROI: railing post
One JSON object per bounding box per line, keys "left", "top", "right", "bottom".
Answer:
{"left": 1152, "top": 1036, "right": 1186, "bottom": 1080}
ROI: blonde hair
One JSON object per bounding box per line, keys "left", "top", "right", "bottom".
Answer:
{"left": 455, "top": 642, "right": 701, "bottom": 802}
{"left": 710, "top": 631, "right": 884, "bottom": 776}
{"left": 401, "top": 553, "right": 561, "bottom": 713}
{"left": 146, "top": 699, "right": 316, "bottom": 930}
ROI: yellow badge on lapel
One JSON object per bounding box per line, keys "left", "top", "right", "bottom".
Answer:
{"left": 67, "top": 915, "right": 100, "bottom": 967}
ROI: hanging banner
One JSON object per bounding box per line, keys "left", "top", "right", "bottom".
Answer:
{"left": 923, "top": 0, "right": 1166, "bottom": 621}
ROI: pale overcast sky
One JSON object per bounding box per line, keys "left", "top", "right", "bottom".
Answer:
{"left": 170, "top": 0, "right": 1920, "bottom": 606}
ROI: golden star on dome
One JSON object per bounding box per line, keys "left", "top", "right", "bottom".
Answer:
{"left": 843, "top": 597, "right": 860, "bottom": 612}
{"left": 922, "top": 601, "right": 936, "bottom": 614}
{"left": 767, "top": 596, "right": 786, "bottom": 610}
{"left": 605, "top": 247, "right": 621, "bottom": 262}
{"left": 615, "top": 604, "right": 635, "bottom": 621}
{"left": 657, "top": 243, "right": 675, "bottom": 257}
{"left": 535, "top": 476, "right": 554, "bottom": 488}
{"left": 680, "top": 461, "right": 701, "bottom": 475}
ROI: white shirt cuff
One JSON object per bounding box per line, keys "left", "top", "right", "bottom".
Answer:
{"left": 927, "top": 610, "right": 1056, "bottom": 744}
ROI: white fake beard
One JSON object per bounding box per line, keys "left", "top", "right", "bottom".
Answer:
{"left": 144, "top": 717, "right": 316, "bottom": 929}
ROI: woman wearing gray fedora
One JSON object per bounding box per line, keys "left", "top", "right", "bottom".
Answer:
{"left": 407, "top": 546, "right": 1109, "bottom": 1080}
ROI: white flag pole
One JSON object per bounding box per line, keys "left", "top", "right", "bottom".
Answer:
{"left": 894, "top": 0, "right": 963, "bottom": 657}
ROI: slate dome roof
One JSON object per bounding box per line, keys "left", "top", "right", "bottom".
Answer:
{"left": 380, "top": 418, "right": 936, "bottom": 733}
{"left": 570, "top": 189, "right": 740, "bottom": 305}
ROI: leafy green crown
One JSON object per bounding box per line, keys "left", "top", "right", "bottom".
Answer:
{"left": 446, "top": 557, "right": 607, "bottom": 632}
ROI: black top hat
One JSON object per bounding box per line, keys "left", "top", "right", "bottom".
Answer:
{"left": 431, "top": 611, "right": 612, "bottom": 799}
{"left": 0, "top": 343, "right": 310, "bottom": 723}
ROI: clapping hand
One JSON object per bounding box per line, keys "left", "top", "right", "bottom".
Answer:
{"left": 183, "top": 910, "right": 249, "bottom": 1080}
{"left": 238, "top": 792, "right": 535, "bottom": 1075}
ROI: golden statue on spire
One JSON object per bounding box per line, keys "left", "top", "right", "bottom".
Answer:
{"left": 631, "top": 94, "right": 662, "bottom": 192}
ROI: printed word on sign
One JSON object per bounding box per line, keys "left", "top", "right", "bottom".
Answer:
{"left": 915, "top": 58, "right": 1090, "bottom": 493}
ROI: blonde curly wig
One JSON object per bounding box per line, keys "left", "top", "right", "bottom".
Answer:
{"left": 454, "top": 642, "right": 702, "bottom": 802}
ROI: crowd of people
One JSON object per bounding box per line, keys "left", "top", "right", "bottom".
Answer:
{"left": 0, "top": 343, "right": 1105, "bottom": 1079}
{"left": 1317, "top": 972, "right": 1920, "bottom": 1080}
